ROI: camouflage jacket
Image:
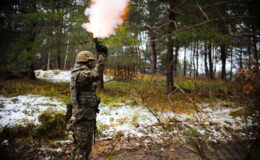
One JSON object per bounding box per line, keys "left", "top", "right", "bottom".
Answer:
{"left": 70, "top": 63, "right": 100, "bottom": 120}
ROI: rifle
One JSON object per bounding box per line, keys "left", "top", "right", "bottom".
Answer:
{"left": 94, "top": 96, "right": 101, "bottom": 143}
{"left": 66, "top": 97, "right": 100, "bottom": 143}
{"left": 66, "top": 103, "right": 73, "bottom": 123}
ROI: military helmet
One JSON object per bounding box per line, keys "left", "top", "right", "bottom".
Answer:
{"left": 75, "top": 51, "right": 95, "bottom": 62}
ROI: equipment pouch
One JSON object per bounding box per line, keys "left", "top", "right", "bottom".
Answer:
{"left": 66, "top": 103, "right": 73, "bottom": 123}
{"left": 96, "top": 97, "right": 101, "bottom": 113}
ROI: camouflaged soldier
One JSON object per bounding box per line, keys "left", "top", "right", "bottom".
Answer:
{"left": 69, "top": 51, "right": 104, "bottom": 160}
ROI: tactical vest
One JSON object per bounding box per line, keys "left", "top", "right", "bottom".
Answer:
{"left": 70, "top": 63, "right": 100, "bottom": 120}
{"left": 77, "top": 82, "right": 98, "bottom": 107}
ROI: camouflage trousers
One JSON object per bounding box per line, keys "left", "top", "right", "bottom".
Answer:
{"left": 70, "top": 120, "right": 95, "bottom": 160}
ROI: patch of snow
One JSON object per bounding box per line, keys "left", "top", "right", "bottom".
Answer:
{"left": 1, "top": 140, "right": 8, "bottom": 145}
{"left": 97, "top": 104, "right": 159, "bottom": 138}
{"left": 55, "top": 139, "right": 72, "bottom": 145}
{"left": 35, "top": 70, "right": 70, "bottom": 82}
{"left": 0, "top": 94, "right": 256, "bottom": 143}
{"left": 45, "top": 155, "right": 51, "bottom": 160}
{"left": 35, "top": 69, "right": 113, "bottom": 83}
{"left": 54, "top": 148, "right": 62, "bottom": 152}
{"left": 0, "top": 95, "right": 65, "bottom": 132}
{"left": 103, "top": 74, "right": 114, "bottom": 82}
{"left": 97, "top": 102, "right": 255, "bottom": 142}
{"left": 39, "top": 147, "right": 48, "bottom": 152}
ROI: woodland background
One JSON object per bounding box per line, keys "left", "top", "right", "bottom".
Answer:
{"left": 0, "top": 0, "right": 260, "bottom": 159}
{"left": 1, "top": 0, "right": 259, "bottom": 88}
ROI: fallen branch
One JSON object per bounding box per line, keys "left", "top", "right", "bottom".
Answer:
{"left": 174, "top": 84, "right": 203, "bottom": 120}
{"left": 131, "top": 84, "right": 164, "bottom": 128}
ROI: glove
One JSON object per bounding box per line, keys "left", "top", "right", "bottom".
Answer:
{"left": 97, "top": 55, "right": 105, "bottom": 64}
{"left": 66, "top": 116, "right": 76, "bottom": 131}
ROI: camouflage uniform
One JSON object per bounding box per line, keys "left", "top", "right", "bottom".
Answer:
{"left": 69, "top": 51, "right": 103, "bottom": 160}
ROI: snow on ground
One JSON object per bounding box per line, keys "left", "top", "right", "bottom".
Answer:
{"left": 35, "top": 70, "right": 70, "bottom": 82}
{"left": 97, "top": 101, "right": 256, "bottom": 142}
{"left": 0, "top": 95, "right": 66, "bottom": 132}
{"left": 97, "top": 103, "right": 159, "bottom": 138}
{"left": 0, "top": 94, "right": 256, "bottom": 143}
{"left": 34, "top": 70, "right": 113, "bottom": 83}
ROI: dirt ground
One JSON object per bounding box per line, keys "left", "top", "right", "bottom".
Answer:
{"left": 0, "top": 137, "right": 259, "bottom": 160}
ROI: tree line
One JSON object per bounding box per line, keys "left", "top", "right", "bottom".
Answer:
{"left": 0, "top": 0, "right": 259, "bottom": 93}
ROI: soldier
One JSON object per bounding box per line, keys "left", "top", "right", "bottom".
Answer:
{"left": 68, "top": 51, "right": 104, "bottom": 160}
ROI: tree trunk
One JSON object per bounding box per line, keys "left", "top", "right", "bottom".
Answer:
{"left": 151, "top": 38, "right": 157, "bottom": 74}
{"left": 143, "top": 52, "right": 147, "bottom": 74}
{"left": 174, "top": 42, "right": 179, "bottom": 76}
{"left": 63, "top": 39, "right": 69, "bottom": 70}
{"left": 249, "top": 0, "right": 259, "bottom": 71}
{"left": 239, "top": 46, "right": 243, "bottom": 70}
{"left": 214, "top": 46, "right": 217, "bottom": 78}
{"left": 184, "top": 47, "right": 187, "bottom": 77}
{"left": 253, "top": 35, "right": 259, "bottom": 71}
{"left": 189, "top": 62, "right": 192, "bottom": 77}
{"left": 166, "top": 40, "right": 174, "bottom": 93}
{"left": 56, "top": 54, "right": 61, "bottom": 69}
{"left": 196, "top": 42, "right": 199, "bottom": 78}
{"left": 192, "top": 43, "right": 196, "bottom": 78}
{"left": 230, "top": 47, "right": 233, "bottom": 81}
{"left": 27, "top": 63, "right": 36, "bottom": 80}
{"left": 63, "top": 53, "right": 68, "bottom": 70}
{"left": 94, "top": 38, "right": 108, "bottom": 89}
{"left": 166, "top": 1, "right": 175, "bottom": 94}
{"left": 248, "top": 36, "right": 251, "bottom": 61}
{"left": 47, "top": 52, "right": 51, "bottom": 70}
{"left": 208, "top": 42, "right": 214, "bottom": 79}
{"left": 24, "top": 2, "right": 37, "bottom": 80}
{"left": 25, "top": 29, "right": 36, "bottom": 79}
{"left": 56, "top": 26, "right": 62, "bottom": 69}
{"left": 190, "top": 44, "right": 194, "bottom": 78}
{"left": 204, "top": 42, "right": 208, "bottom": 78}
{"left": 221, "top": 44, "right": 226, "bottom": 80}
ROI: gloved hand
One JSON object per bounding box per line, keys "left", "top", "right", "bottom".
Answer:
{"left": 97, "top": 55, "right": 105, "bottom": 64}
{"left": 66, "top": 116, "right": 76, "bottom": 131}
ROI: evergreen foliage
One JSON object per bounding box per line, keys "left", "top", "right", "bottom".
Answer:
{"left": 0, "top": 0, "right": 259, "bottom": 89}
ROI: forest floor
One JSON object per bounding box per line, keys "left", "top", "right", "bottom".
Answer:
{"left": 0, "top": 136, "right": 258, "bottom": 160}
{"left": 0, "top": 70, "right": 259, "bottom": 160}
{"left": 1, "top": 93, "right": 257, "bottom": 159}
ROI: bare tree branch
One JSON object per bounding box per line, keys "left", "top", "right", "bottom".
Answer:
{"left": 228, "top": 24, "right": 260, "bottom": 37}
{"left": 198, "top": 5, "right": 209, "bottom": 21}
{"left": 174, "top": 84, "right": 203, "bottom": 121}
{"left": 42, "top": 40, "right": 90, "bottom": 49}
{"left": 148, "top": 16, "right": 259, "bottom": 42}
{"left": 146, "top": 20, "right": 175, "bottom": 29}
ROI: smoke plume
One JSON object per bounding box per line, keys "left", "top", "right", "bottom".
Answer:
{"left": 82, "top": 0, "right": 130, "bottom": 38}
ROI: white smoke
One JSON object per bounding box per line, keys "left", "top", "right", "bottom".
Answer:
{"left": 82, "top": 0, "right": 129, "bottom": 38}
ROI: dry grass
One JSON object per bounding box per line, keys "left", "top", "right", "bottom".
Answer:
{"left": 0, "top": 78, "right": 70, "bottom": 103}
{"left": 0, "top": 73, "right": 242, "bottom": 113}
